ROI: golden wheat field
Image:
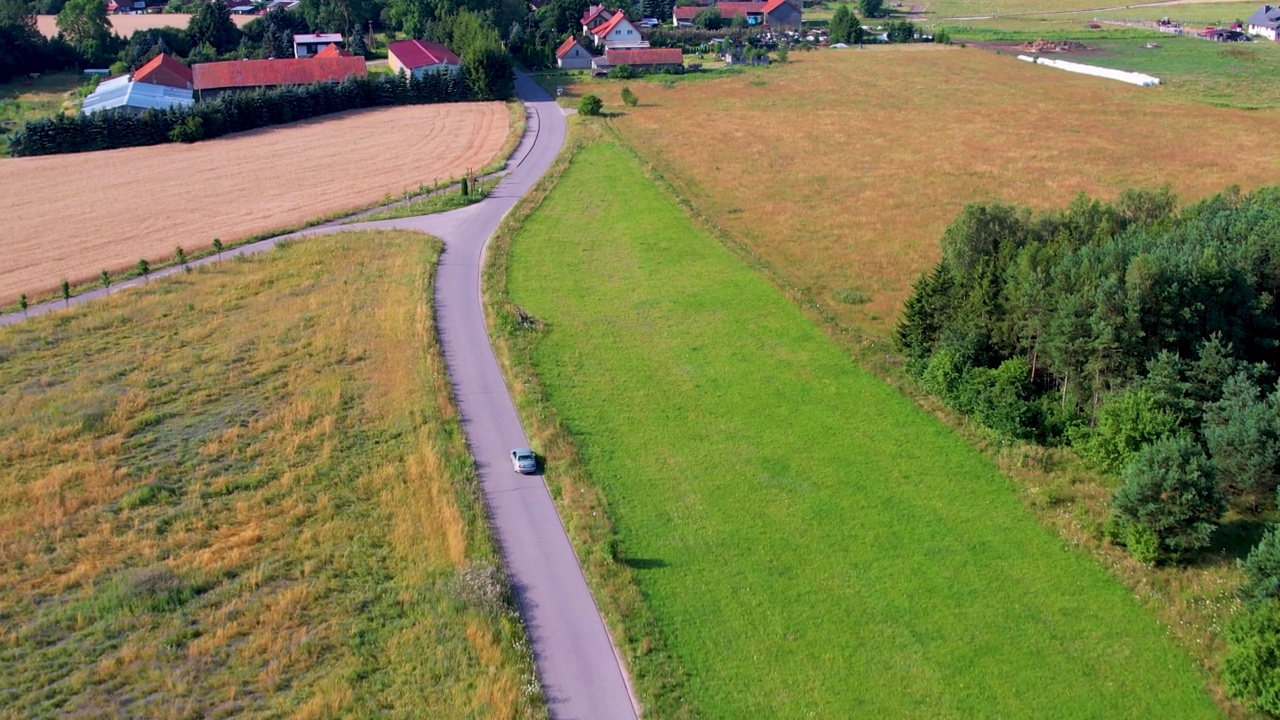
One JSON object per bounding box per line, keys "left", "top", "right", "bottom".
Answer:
{"left": 0, "top": 231, "right": 543, "bottom": 717}
{"left": 609, "top": 46, "right": 1280, "bottom": 338}
{"left": 0, "top": 102, "right": 508, "bottom": 304}
{"left": 35, "top": 13, "right": 255, "bottom": 38}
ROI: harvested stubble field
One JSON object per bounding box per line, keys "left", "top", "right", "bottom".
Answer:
{"left": 0, "top": 231, "right": 543, "bottom": 717}
{"left": 34, "top": 13, "right": 255, "bottom": 37}
{"left": 0, "top": 102, "right": 508, "bottom": 305}
{"left": 609, "top": 46, "right": 1280, "bottom": 338}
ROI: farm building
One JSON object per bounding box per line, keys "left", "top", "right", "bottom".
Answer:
{"left": 387, "top": 39, "right": 462, "bottom": 77}
{"left": 192, "top": 57, "right": 368, "bottom": 98}
{"left": 293, "top": 33, "right": 343, "bottom": 58}
{"left": 555, "top": 37, "right": 594, "bottom": 69}
{"left": 673, "top": 0, "right": 801, "bottom": 28}
{"left": 132, "top": 53, "right": 193, "bottom": 90}
{"left": 603, "top": 47, "right": 684, "bottom": 72}
{"left": 591, "top": 12, "right": 648, "bottom": 48}
{"left": 581, "top": 4, "right": 615, "bottom": 33}
{"left": 1247, "top": 5, "right": 1280, "bottom": 40}
{"left": 81, "top": 75, "right": 194, "bottom": 115}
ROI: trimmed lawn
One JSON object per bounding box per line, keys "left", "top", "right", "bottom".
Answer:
{"left": 0, "top": 232, "right": 541, "bottom": 717}
{"left": 507, "top": 137, "right": 1221, "bottom": 717}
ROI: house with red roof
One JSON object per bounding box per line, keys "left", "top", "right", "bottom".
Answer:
{"left": 672, "top": 0, "right": 800, "bottom": 27}
{"left": 132, "top": 53, "right": 193, "bottom": 90}
{"left": 555, "top": 36, "right": 594, "bottom": 70}
{"left": 314, "top": 43, "right": 354, "bottom": 58}
{"left": 387, "top": 39, "right": 462, "bottom": 77}
{"left": 192, "top": 57, "right": 368, "bottom": 99}
{"left": 293, "top": 33, "right": 344, "bottom": 58}
{"left": 602, "top": 47, "right": 683, "bottom": 72}
{"left": 591, "top": 12, "right": 647, "bottom": 48}
{"left": 580, "top": 4, "right": 614, "bottom": 34}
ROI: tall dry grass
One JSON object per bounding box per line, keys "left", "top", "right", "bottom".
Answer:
{"left": 0, "top": 231, "right": 543, "bottom": 718}
{"left": 611, "top": 46, "right": 1280, "bottom": 339}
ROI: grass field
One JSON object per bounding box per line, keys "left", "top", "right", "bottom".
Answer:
{"left": 0, "top": 72, "right": 87, "bottom": 151}
{"left": 0, "top": 231, "right": 543, "bottom": 718}
{"left": 607, "top": 47, "right": 1280, "bottom": 338}
{"left": 0, "top": 102, "right": 508, "bottom": 306}
{"left": 503, "top": 133, "right": 1221, "bottom": 717}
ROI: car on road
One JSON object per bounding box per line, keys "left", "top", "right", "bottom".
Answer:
{"left": 511, "top": 448, "right": 537, "bottom": 474}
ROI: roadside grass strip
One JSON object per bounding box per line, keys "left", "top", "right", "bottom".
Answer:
{"left": 506, "top": 139, "right": 1222, "bottom": 718}
{"left": 0, "top": 232, "right": 542, "bottom": 717}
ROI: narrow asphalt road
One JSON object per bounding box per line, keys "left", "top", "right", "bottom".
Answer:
{"left": 3, "top": 75, "right": 642, "bottom": 720}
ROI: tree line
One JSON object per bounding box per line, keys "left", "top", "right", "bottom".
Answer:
{"left": 8, "top": 69, "right": 469, "bottom": 155}
{"left": 895, "top": 185, "right": 1280, "bottom": 714}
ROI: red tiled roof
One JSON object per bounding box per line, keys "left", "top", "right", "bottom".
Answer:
{"left": 313, "top": 43, "right": 353, "bottom": 58}
{"left": 133, "top": 53, "right": 193, "bottom": 89}
{"left": 673, "top": 6, "right": 706, "bottom": 19}
{"left": 605, "top": 47, "right": 683, "bottom": 65}
{"left": 715, "top": 1, "right": 766, "bottom": 17}
{"left": 387, "top": 39, "right": 461, "bottom": 69}
{"left": 591, "top": 12, "right": 628, "bottom": 36}
{"left": 555, "top": 36, "right": 584, "bottom": 58}
{"left": 192, "top": 57, "right": 367, "bottom": 91}
{"left": 761, "top": 0, "right": 795, "bottom": 12}
{"left": 581, "top": 4, "right": 611, "bottom": 25}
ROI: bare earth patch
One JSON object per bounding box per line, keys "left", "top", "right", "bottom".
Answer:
{"left": 0, "top": 102, "right": 508, "bottom": 303}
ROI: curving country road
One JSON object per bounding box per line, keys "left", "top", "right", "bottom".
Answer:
{"left": 2, "top": 74, "right": 641, "bottom": 720}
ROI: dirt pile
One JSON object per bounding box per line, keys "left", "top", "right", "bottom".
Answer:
{"left": 1015, "top": 39, "right": 1088, "bottom": 53}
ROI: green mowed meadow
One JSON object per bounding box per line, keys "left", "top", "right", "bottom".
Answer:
{"left": 507, "top": 139, "right": 1221, "bottom": 718}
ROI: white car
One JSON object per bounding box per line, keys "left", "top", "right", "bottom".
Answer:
{"left": 511, "top": 448, "right": 537, "bottom": 474}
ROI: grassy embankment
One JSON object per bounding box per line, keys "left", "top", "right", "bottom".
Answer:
{"left": 0, "top": 232, "right": 543, "bottom": 718}
{"left": 584, "top": 46, "right": 1280, "bottom": 710}
{"left": 492, "top": 126, "right": 1223, "bottom": 717}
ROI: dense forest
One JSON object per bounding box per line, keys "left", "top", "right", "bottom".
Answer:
{"left": 896, "top": 184, "right": 1280, "bottom": 714}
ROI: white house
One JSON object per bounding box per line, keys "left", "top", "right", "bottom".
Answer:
{"left": 387, "top": 39, "right": 462, "bottom": 77}
{"left": 1246, "top": 4, "right": 1280, "bottom": 39}
{"left": 293, "top": 33, "right": 343, "bottom": 58}
{"left": 590, "top": 12, "right": 648, "bottom": 49}
{"left": 555, "top": 37, "right": 594, "bottom": 70}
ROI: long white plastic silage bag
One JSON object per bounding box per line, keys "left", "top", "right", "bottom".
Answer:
{"left": 1016, "top": 54, "right": 1162, "bottom": 87}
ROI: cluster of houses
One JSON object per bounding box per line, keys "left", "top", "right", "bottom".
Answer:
{"left": 555, "top": 0, "right": 798, "bottom": 74}
{"left": 81, "top": 35, "right": 460, "bottom": 115}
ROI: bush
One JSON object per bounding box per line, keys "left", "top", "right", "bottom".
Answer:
{"left": 1224, "top": 599, "right": 1280, "bottom": 715}
{"left": 607, "top": 64, "right": 635, "bottom": 80}
{"left": 1074, "top": 388, "right": 1178, "bottom": 473}
{"left": 1241, "top": 527, "right": 1280, "bottom": 607}
{"left": 1111, "top": 435, "right": 1224, "bottom": 564}
{"left": 578, "top": 93, "right": 603, "bottom": 116}
{"left": 620, "top": 86, "right": 638, "bottom": 107}
{"left": 168, "top": 115, "right": 204, "bottom": 143}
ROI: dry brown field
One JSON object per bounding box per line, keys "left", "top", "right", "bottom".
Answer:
{"left": 0, "top": 102, "right": 508, "bottom": 304}
{"left": 609, "top": 46, "right": 1280, "bottom": 339}
{"left": 35, "top": 13, "right": 255, "bottom": 38}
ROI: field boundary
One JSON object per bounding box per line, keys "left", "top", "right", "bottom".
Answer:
{"left": 480, "top": 122, "right": 693, "bottom": 719}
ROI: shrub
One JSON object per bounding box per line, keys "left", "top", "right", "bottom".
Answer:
{"left": 1224, "top": 599, "right": 1280, "bottom": 715}
{"left": 607, "top": 64, "right": 635, "bottom": 80}
{"left": 168, "top": 115, "right": 205, "bottom": 143}
{"left": 1241, "top": 527, "right": 1280, "bottom": 607}
{"left": 1111, "top": 435, "right": 1224, "bottom": 564}
{"left": 1074, "top": 388, "right": 1178, "bottom": 473}
{"left": 620, "top": 86, "right": 638, "bottom": 108}
{"left": 578, "top": 93, "right": 603, "bottom": 116}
